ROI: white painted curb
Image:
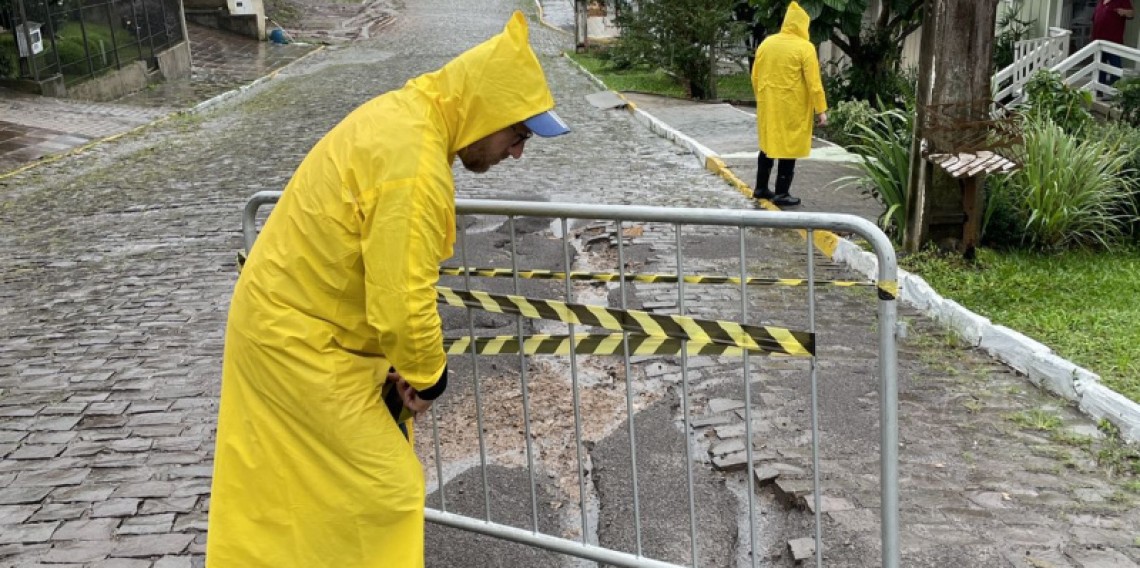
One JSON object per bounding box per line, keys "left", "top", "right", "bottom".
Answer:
{"left": 833, "top": 243, "right": 1140, "bottom": 443}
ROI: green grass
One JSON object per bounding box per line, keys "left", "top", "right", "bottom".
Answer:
{"left": 903, "top": 246, "right": 1140, "bottom": 403}
{"left": 565, "top": 51, "right": 754, "bottom": 102}
{"left": 1009, "top": 409, "right": 1063, "bottom": 432}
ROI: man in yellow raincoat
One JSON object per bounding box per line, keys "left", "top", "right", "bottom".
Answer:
{"left": 206, "top": 11, "right": 569, "bottom": 567}
{"left": 750, "top": 1, "right": 828, "bottom": 207}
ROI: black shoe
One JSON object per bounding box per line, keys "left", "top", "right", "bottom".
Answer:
{"left": 772, "top": 193, "right": 801, "bottom": 206}
{"left": 752, "top": 187, "right": 775, "bottom": 200}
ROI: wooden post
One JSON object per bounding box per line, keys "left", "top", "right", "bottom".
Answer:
{"left": 960, "top": 176, "right": 984, "bottom": 259}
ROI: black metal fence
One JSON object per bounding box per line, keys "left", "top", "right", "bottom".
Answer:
{"left": 0, "top": 0, "right": 184, "bottom": 86}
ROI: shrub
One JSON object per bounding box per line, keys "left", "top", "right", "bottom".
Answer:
{"left": 1115, "top": 77, "right": 1140, "bottom": 128}
{"left": 987, "top": 116, "right": 1137, "bottom": 250}
{"left": 1091, "top": 121, "right": 1140, "bottom": 239}
{"left": 981, "top": 177, "right": 1028, "bottom": 248}
{"left": 822, "top": 61, "right": 917, "bottom": 112}
{"left": 823, "top": 99, "right": 876, "bottom": 150}
{"left": 1020, "top": 70, "right": 1093, "bottom": 136}
{"left": 0, "top": 34, "right": 15, "bottom": 79}
{"left": 838, "top": 107, "right": 914, "bottom": 242}
{"left": 54, "top": 37, "right": 90, "bottom": 74}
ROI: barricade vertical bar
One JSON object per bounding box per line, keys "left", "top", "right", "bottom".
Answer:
{"left": 562, "top": 217, "right": 589, "bottom": 543}
{"left": 509, "top": 216, "right": 541, "bottom": 532}
{"left": 459, "top": 218, "right": 492, "bottom": 521}
{"left": 615, "top": 220, "right": 644, "bottom": 557}
{"left": 431, "top": 409, "right": 445, "bottom": 510}
{"left": 675, "top": 224, "right": 699, "bottom": 566}
{"left": 877, "top": 245, "right": 901, "bottom": 568}
{"left": 806, "top": 230, "right": 823, "bottom": 568}
{"left": 739, "top": 227, "right": 758, "bottom": 568}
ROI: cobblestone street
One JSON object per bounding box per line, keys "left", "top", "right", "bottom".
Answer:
{"left": 1, "top": 1, "right": 1139, "bottom": 567}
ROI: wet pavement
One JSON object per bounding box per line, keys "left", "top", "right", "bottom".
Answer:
{"left": 0, "top": 22, "right": 316, "bottom": 175}
{"left": 0, "top": 1, "right": 1139, "bottom": 567}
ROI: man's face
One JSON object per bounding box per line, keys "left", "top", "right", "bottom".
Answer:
{"left": 457, "top": 123, "right": 531, "bottom": 173}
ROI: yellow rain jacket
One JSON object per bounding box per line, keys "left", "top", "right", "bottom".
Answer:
{"left": 207, "top": 11, "right": 556, "bottom": 568}
{"left": 751, "top": 1, "right": 828, "bottom": 159}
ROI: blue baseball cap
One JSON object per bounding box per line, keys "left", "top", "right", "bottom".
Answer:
{"left": 523, "top": 110, "right": 570, "bottom": 137}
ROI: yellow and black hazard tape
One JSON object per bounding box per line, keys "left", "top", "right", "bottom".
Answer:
{"left": 437, "top": 286, "right": 813, "bottom": 356}
{"left": 878, "top": 280, "right": 899, "bottom": 301}
{"left": 445, "top": 333, "right": 751, "bottom": 356}
{"left": 440, "top": 266, "right": 873, "bottom": 288}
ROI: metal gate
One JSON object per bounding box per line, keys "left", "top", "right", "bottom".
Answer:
{"left": 241, "top": 193, "right": 901, "bottom": 568}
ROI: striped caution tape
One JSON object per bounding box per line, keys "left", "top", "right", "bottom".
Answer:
{"left": 439, "top": 266, "right": 873, "bottom": 288}
{"left": 445, "top": 333, "right": 748, "bottom": 356}
{"left": 437, "top": 286, "right": 813, "bottom": 356}
{"left": 878, "top": 280, "right": 899, "bottom": 301}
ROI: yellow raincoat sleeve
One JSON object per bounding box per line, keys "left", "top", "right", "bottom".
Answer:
{"left": 360, "top": 168, "right": 454, "bottom": 393}
{"left": 802, "top": 44, "right": 827, "bottom": 116}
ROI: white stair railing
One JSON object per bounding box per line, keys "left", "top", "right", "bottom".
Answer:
{"left": 1048, "top": 39, "right": 1140, "bottom": 100}
{"left": 992, "top": 27, "right": 1071, "bottom": 102}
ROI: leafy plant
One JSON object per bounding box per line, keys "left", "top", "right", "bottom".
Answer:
{"left": 993, "top": 1, "right": 1034, "bottom": 70}
{"left": 1115, "top": 77, "right": 1140, "bottom": 128}
{"left": 822, "top": 57, "right": 917, "bottom": 110}
{"left": 1021, "top": 70, "right": 1094, "bottom": 136}
{"left": 988, "top": 116, "right": 1137, "bottom": 250}
{"left": 837, "top": 106, "right": 913, "bottom": 242}
{"left": 1091, "top": 121, "right": 1140, "bottom": 240}
{"left": 822, "top": 99, "right": 875, "bottom": 149}
{"left": 0, "top": 34, "right": 15, "bottom": 79}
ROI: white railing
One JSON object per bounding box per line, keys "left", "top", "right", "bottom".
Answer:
{"left": 992, "top": 27, "right": 1071, "bottom": 102}
{"left": 1049, "top": 39, "right": 1140, "bottom": 100}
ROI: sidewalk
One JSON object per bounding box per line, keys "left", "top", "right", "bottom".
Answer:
{"left": 620, "top": 92, "right": 884, "bottom": 223}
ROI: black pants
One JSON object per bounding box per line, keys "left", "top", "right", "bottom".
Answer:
{"left": 756, "top": 151, "right": 796, "bottom": 194}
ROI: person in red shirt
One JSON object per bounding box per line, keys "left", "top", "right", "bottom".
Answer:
{"left": 1092, "top": 0, "right": 1135, "bottom": 87}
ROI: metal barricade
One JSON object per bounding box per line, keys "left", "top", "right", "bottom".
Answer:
{"left": 241, "top": 192, "right": 900, "bottom": 568}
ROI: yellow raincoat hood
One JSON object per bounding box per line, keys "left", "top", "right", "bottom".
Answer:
{"left": 208, "top": 11, "right": 558, "bottom": 568}
{"left": 780, "top": 1, "right": 810, "bottom": 41}
{"left": 416, "top": 11, "right": 556, "bottom": 155}
{"left": 751, "top": 1, "right": 827, "bottom": 158}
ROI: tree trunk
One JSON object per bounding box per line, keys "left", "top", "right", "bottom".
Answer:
{"left": 904, "top": 0, "right": 1000, "bottom": 253}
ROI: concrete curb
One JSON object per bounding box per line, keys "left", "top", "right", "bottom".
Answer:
{"left": 832, "top": 231, "right": 1140, "bottom": 444}
{"left": 562, "top": 53, "right": 1140, "bottom": 443}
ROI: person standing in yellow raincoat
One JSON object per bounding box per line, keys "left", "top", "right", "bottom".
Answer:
{"left": 750, "top": 1, "right": 828, "bottom": 207}
{"left": 206, "top": 11, "right": 569, "bottom": 567}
